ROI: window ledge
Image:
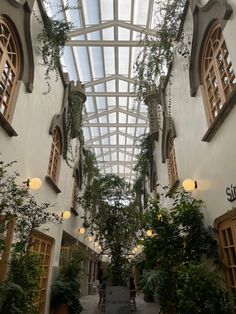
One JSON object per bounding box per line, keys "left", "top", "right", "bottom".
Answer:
{"left": 167, "top": 179, "right": 179, "bottom": 195}
{"left": 202, "top": 89, "right": 236, "bottom": 142}
{"left": 70, "top": 207, "right": 79, "bottom": 216}
{"left": 45, "top": 175, "right": 61, "bottom": 193}
{"left": 0, "top": 113, "right": 18, "bottom": 137}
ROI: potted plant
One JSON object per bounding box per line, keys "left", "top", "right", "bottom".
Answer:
{"left": 50, "top": 245, "right": 83, "bottom": 314}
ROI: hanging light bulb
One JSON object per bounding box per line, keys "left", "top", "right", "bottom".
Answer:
{"left": 79, "top": 227, "right": 85, "bottom": 234}
{"left": 146, "top": 229, "right": 154, "bottom": 237}
{"left": 29, "top": 178, "right": 42, "bottom": 190}
{"left": 182, "top": 179, "right": 197, "bottom": 192}
{"left": 62, "top": 211, "right": 71, "bottom": 219}
{"left": 87, "top": 235, "right": 93, "bottom": 241}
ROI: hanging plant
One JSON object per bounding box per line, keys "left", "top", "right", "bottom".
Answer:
{"left": 34, "top": 2, "right": 74, "bottom": 93}
{"left": 134, "top": 0, "right": 190, "bottom": 99}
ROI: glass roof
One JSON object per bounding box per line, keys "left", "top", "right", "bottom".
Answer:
{"left": 52, "top": 0, "right": 156, "bottom": 182}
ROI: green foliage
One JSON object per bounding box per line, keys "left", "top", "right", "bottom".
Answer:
{"left": 51, "top": 246, "right": 83, "bottom": 314}
{"left": 0, "top": 159, "right": 61, "bottom": 313}
{"left": 134, "top": 0, "right": 189, "bottom": 99}
{"left": 83, "top": 149, "right": 100, "bottom": 188}
{"left": 81, "top": 173, "right": 139, "bottom": 285}
{"left": 140, "top": 190, "right": 231, "bottom": 313}
{"left": 0, "top": 252, "right": 42, "bottom": 314}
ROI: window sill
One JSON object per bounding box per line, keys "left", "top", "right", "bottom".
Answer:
{"left": 167, "top": 179, "right": 179, "bottom": 195}
{"left": 45, "top": 175, "right": 61, "bottom": 193}
{"left": 70, "top": 207, "right": 79, "bottom": 216}
{"left": 202, "top": 89, "right": 236, "bottom": 142}
{"left": 0, "top": 113, "right": 18, "bottom": 137}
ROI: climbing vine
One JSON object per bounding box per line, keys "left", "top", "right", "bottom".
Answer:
{"left": 134, "top": 0, "right": 190, "bottom": 99}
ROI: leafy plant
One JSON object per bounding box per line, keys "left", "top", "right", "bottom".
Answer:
{"left": 134, "top": 0, "right": 189, "bottom": 99}
{"left": 51, "top": 245, "right": 83, "bottom": 314}
{"left": 139, "top": 189, "right": 231, "bottom": 313}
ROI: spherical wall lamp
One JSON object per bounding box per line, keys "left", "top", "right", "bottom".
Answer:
{"left": 79, "top": 227, "right": 85, "bottom": 234}
{"left": 182, "top": 179, "right": 197, "bottom": 192}
{"left": 87, "top": 235, "right": 93, "bottom": 242}
{"left": 29, "top": 177, "right": 42, "bottom": 190}
{"left": 62, "top": 211, "right": 71, "bottom": 219}
{"left": 146, "top": 229, "right": 154, "bottom": 237}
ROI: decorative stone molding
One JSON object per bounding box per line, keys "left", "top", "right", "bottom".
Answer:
{"left": 189, "top": 0, "right": 233, "bottom": 96}
{"left": 144, "top": 89, "right": 159, "bottom": 141}
{"left": 1, "top": 0, "right": 35, "bottom": 92}
{"left": 159, "top": 76, "right": 177, "bottom": 163}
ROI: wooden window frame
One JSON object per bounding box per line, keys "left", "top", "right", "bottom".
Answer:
{"left": 202, "top": 23, "right": 236, "bottom": 126}
{"left": 47, "top": 127, "right": 62, "bottom": 185}
{"left": 0, "top": 18, "right": 20, "bottom": 128}
{"left": 167, "top": 136, "right": 178, "bottom": 188}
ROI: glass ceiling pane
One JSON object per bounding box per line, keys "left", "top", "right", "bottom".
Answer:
{"left": 111, "top": 153, "right": 118, "bottom": 161}
{"left": 86, "top": 97, "right": 96, "bottom": 112}
{"left": 119, "top": 152, "right": 125, "bottom": 161}
{"left": 118, "top": 27, "right": 130, "bottom": 40}
{"left": 119, "top": 135, "right": 126, "bottom": 145}
{"left": 119, "top": 165, "right": 124, "bottom": 173}
{"left": 119, "top": 80, "right": 128, "bottom": 92}
{"left": 119, "top": 112, "right": 127, "bottom": 123}
{"left": 96, "top": 97, "right": 106, "bottom": 110}
{"left": 119, "top": 48, "right": 129, "bottom": 75}
{"left": 89, "top": 47, "right": 104, "bottom": 78}
{"left": 94, "top": 148, "right": 102, "bottom": 155}
{"left": 126, "top": 155, "right": 132, "bottom": 162}
{"left": 106, "top": 80, "right": 116, "bottom": 92}
{"left": 133, "top": 0, "right": 149, "bottom": 25}
{"left": 90, "top": 127, "right": 100, "bottom": 137}
{"left": 82, "top": 0, "right": 100, "bottom": 25}
{"left": 107, "top": 97, "right": 116, "bottom": 107}
{"left": 83, "top": 127, "right": 91, "bottom": 140}
{"left": 87, "top": 31, "right": 101, "bottom": 40}
{"left": 102, "top": 27, "right": 114, "bottom": 40}
{"left": 104, "top": 155, "right": 111, "bottom": 161}
{"left": 101, "top": 0, "right": 114, "bottom": 21}
{"left": 108, "top": 112, "right": 116, "bottom": 123}
{"left": 127, "top": 127, "right": 135, "bottom": 136}
{"left": 62, "top": 47, "right": 78, "bottom": 81}
{"left": 127, "top": 115, "right": 136, "bottom": 123}
{"left": 104, "top": 47, "right": 115, "bottom": 75}
{"left": 119, "top": 97, "right": 127, "bottom": 107}
{"left": 102, "top": 137, "right": 109, "bottom": 145}
{"left": 99, "top": 115, "right": 108, "bottom": 123}
{"left": 100, "top": 127, "right": 109, "bottom": 135}
{"left": 94, "top": 83, "right": 105, "bottom": 92}
{"left": 110, "top": 135, "right": 117, "bottom": 145}
{"left": 118, "top": 0, "right": 132, "bottom": 21}
{"left": 74, "top": 47, "right": 91, "bottom": 81}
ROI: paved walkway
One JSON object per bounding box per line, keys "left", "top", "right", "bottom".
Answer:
{"left": 80, "top": 292, "right": 160, "bottom": 314}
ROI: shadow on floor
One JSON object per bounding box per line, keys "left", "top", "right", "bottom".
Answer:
{"left": 80, "top": 293, "right": 160, "bottom": 314}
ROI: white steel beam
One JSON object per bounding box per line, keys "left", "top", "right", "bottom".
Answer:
{"left": 65, "top": 40, "right": 140, "bottom": 47}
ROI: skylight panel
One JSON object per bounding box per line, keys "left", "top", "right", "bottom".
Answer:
{"left": 127, "top": 127, "right": 135, "bottom": 136}
{"left": 87, "top": 31, "right": 101, "bottom": 40}
{"left": 126, "top": 138, "right": 133, "bottom": 145}
{"left": 99, "top": 115, "right": 108, "bottom": 124}
{"left": 119, "top": 152, "right": 125, "bottom": 161}
{"left": 110, "top": 135, "right": 117, "bottom": 145}
{"left": 74, "top": 47, "right": 91, "bottom": 81}
{"left": 110, "top": 127, "right": 116, "bottom": 133}
{"left": 100, "top": 127, "right": 109, "bottom": 135}
{"left": 94, "top": 148, "right": 102, "bottom": 155}
{"left": 125, "top": 167, "right": 131, "bottom": 174}
{"left": 118, "top": 27, "right": 130, "bottom": 40}
{"left": 104, "top": 154, "right": 111, "bottom": 162}
{"left": 119, "top": 165, "right": 124, "bottom": 173}
{"left": 119, "top": 80, "right": 128, "bottom": 92}
{"left": 118, "top": 0, "right": 131, "bottom": 21}
{"left": 102, "top": 27, "right": 114, "bottom": 40}
{"left": 106, "top": 79, "right": 116, "bottom": 92}
{"left": 83, "top": 127, "right": 91, "bottom": 140}
{"left": 112, "top": 165, "right": 118, "bottom": 173}
{"left": 82, "top": 0, "right": 100, "bottom": 25}
{"left": 62, "top": 47, "right": 78, "bottom": 81}
{"left": 107, "top": 97, "right": 116, "bottom": 107}
{"left": 89, "top": 118, "right": 99, "bottom": 124}
{"left": 111, "top": 152, "right": 118, "bottom": 161}
{"left": 86, "top": 97, "right": 96, "bottom": 113}
{"left": 89, "top": 47, "right": 104, "bottom": 78}
{"left": 133, "top": 0, "right": 149, "bottom": 25}
{"left": 119, "top": 127, "right": 126, "bottom": 133}
{"left": 102, "top": 137, "right": 109, "bottom": 145}
{"left": 127, "top": 115, "right": 136, "bottom": 123}
{"left": 90, "top": 127, "right": 100, "bottom": 137}
{"left": 106, "top": 167, "right": 112, "bottom": 172}
{"left": 100, "top": 0, "right": 114, "bottom": 21}
{"left": 126, "top": 155, "right": 132, "bottom": 162}
{"left": 119, "top": 112, "right": 127, "bottom": 123}
{"left": 119, "top": 97, "right": 127, "bottom": 107}
{"left": 94, "top": 83, "right": 105, "bottom": 92}
{"left": 64, "top": 1, "right": 81, "bottom": 28}
{"left": 104, "top": 47, "right": 115, "bottom": 75}
{"left": 108, "top": 112, "right": 116, "bottom": 123}
{"left": 136, "top": 127, "right": 145, "bottom": 136}
{"left": 97, "top": 97, "right": 107, "bottom": 110}
{"left": 119, "top": 47, "right": 129, "bottom": 75}
{"left": 119, "top": 135, "right": 126, "bottom": 145}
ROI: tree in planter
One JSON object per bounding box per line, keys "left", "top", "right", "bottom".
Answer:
{"left": 51, "top": 245, "right": 83, "bottom": 314}
{"left": 140, "top": 189, "right": 231, "bottom": 313}
{"left": 0, "top": 159, "right": 61, "bottom": 314}
{"left": 81, "top": 173, "right": 139, "bottom": 286}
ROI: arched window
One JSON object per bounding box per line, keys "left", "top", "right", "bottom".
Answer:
{"left": 167, "top": 136, "right": 178, "bottom": 187}
{"left": 202, "top": 23, "right": 236, "bottom": 123}
{"left": 0, "top": 17, "right": 20, "bottom": 121}
{"left": 48, "top": 127, "right": 62, "bottom": 183}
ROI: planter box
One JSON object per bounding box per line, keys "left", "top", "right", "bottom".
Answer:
{"left": 105, "top": 286, "right": 130, "bottom": 314}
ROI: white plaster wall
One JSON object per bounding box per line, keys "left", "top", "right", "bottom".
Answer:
{"left": 154, "top": 6, "right": 236, "bottom": 227}
{"left": 0, "top": 1, "right": 95, "bottom": 313}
